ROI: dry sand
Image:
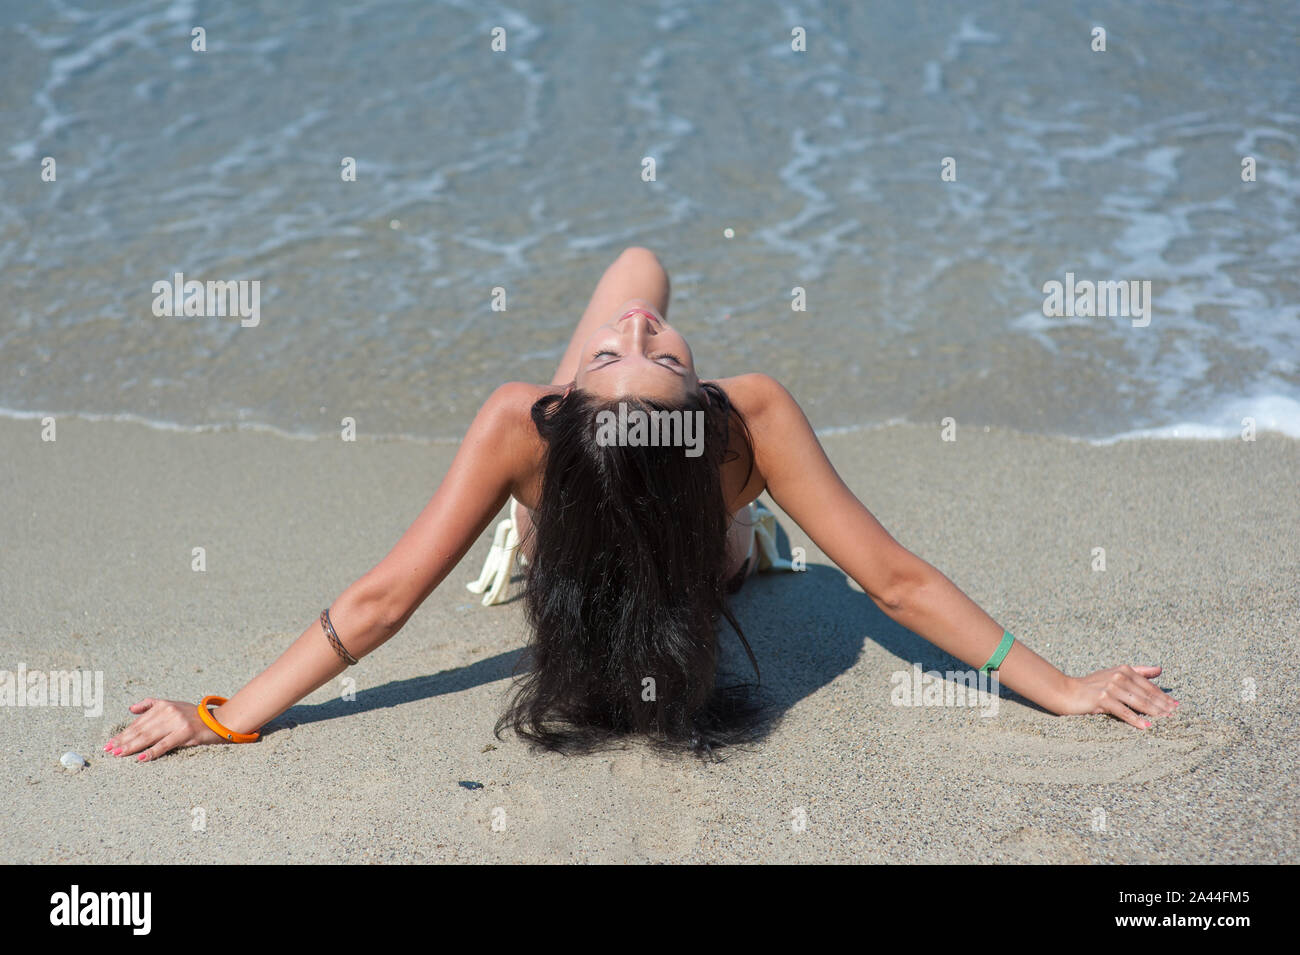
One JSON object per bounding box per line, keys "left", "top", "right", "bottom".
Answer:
{"left": 2, "top": 415, "right": 1296, "bottom": 863}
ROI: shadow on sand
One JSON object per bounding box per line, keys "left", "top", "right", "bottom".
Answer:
{"left": 271, "top": 520, "right": 1035, "bottom": 749}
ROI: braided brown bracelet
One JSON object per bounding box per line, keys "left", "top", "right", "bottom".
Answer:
{"left": 320, "top": 607, "right": 359, "bottom": 666}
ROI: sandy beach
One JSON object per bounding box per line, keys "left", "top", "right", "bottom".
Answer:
{"left": 2, "top": 414, "right": 1295, "bottom": 864}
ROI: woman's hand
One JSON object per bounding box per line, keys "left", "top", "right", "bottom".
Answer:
{"left": 104, "top": 698, "right": 228, "bottom": 762}
{"left": 1053, "top": 665, "right": 1180, "bottom": 728}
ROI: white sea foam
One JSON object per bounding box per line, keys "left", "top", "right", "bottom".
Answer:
{"left": 0, "top": 405, "right": 463, "bottom": 444}
{"left": 1086, "top": 394, "right": 1300, "bottom": 444}
{"left": 1, "top": 0, "right": 1296, "bottom": 445}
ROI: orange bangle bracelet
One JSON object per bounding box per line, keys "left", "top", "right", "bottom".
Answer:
{"left": 197, "top": 695, "right": 261, "bottom": 743}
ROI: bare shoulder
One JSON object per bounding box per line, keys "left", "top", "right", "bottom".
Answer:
{"left": 481, "top": 381, "right": 553, "bottom": 421}
{"left": 715, "top": 373, "right": 915, "bottom": 606}
{"left": 475, "top": 381, "right": 554, "bottom": 505}
{"left": 714, "top": 373, "right": 807, "bottom": 458}
{"left": 711, "top": 373, "right": 805, "bottom": 502}
{"left": 713, "top": 372, "right": 794, "bottom": 422}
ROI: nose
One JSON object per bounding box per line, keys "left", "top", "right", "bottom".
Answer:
{"left": 615, "top": 312, "right": 661, "bottom": 360}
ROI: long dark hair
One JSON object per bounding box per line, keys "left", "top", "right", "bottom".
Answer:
{"left": 494, "top": 380, "right": 765, "bottom": 757}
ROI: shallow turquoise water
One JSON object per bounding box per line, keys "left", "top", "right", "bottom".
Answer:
{"left": 1, "top": 0, "right": 1297, "bottom": 442}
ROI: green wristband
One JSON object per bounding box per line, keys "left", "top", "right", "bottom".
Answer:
{"left": 981, "top": 631, "right": 1015, "bottom": 672}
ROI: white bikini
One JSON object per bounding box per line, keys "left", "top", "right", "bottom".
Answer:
{"left": 468, "top": 499, "right": 795, "bottom": 606}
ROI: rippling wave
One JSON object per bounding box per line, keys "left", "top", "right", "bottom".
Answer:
{"left": 1, "top": 0, "right": 1296, "bottom": 441}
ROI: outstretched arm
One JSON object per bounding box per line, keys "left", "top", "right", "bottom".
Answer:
{"left": 106, "top": 382, "right": 539, "bottom": 761}
{"left": 550, "top": 247, "right": 671, "bottom": 387}
{"left": 743, "top": 374, "right": 1179, "bottom": 729}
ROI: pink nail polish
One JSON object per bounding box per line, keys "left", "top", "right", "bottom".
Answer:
{"left": 1144, "top": 721, "right": 1152, "bottom": 728}
{"left": 137, "top": 754, "right": 146, "bottom": 761}
{"left": 113, "top": 747, "right": 122, "bottom": 755}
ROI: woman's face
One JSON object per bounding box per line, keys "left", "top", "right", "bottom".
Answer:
{"left": 573, "top": 299, "right": 700, "bottom": 402}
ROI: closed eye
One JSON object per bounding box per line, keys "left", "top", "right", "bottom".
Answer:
{"left": 592, "top": 349, "right": 683, "bottom": 365}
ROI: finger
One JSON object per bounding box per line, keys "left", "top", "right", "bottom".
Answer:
{"left": 107, "top": 709, "right": 163, "bottom": 754}
{"left": 1112, "top": 675, "right": 1175, "bottom": 712}
{"left": 1129, "top": 671, "right": 1180, "bottom": 710}
{"left": 1146, "top": 684, "right": 1180, "bottom": 714}
{"left": 1120, "top": 677, "right": 1176, "bottom": 717}
{"left": 136, "top": 729, "right": 187, "bottom": 763}
{"left": 107, "top": 699, "right": 161, "bottom": 751}
{"left": 115, "top": 723, "right": 168, "bottom": 758}
{"left": 1112, "top": 670, "right": 1175, "bottom": 712}
{"left": 1104, "top": 697, "right": 1154, "bottom": 730}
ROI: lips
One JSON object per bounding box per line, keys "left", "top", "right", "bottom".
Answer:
{"left": 619, "top": 307, "right": 661, "bottom": 325}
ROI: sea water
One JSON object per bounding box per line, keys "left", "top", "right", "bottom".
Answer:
{"left": 1, "top": 0, "right": 1296, "bottom": 444}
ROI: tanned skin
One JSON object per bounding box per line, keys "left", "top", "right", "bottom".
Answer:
{"left": 106, "top": 247, "right": 1178, "bottom": 762}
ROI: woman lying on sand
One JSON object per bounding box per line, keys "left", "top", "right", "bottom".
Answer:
{"left": 106, "top": 247, "right": 1179, "bottom": 760}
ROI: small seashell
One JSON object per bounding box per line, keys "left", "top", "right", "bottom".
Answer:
{"left": 60, "top": 751, "right": 87, "bottom": 771}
